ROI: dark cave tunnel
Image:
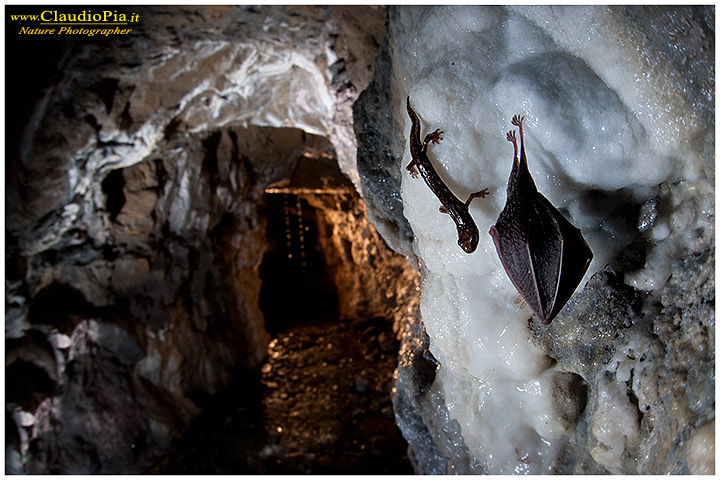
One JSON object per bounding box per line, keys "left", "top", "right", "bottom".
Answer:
{"left": 6, "top": 115, "right": 419, "bottom": 474}
{"left": 259, "top": 191, "right": 340, "bottom": 335}
{"left": 5, "top": 5, "right": 417, "bottom": 474}
{"left": 152, "top": 151, "right": 415, "bottom": 474}
{"left": 6, "top": 127, "right": 417, "bottom": 475}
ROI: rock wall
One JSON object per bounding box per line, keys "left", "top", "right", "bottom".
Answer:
{"left": 6, "top": 5, "right": 393, "bottom": 474}
{"left": 306, "top": 188, "right": 420, "bottom": 323}
{"left": 355, "top": 5, "right": 714, "bottom": 475}
{"left": 5, "top": 4, "right": 714, "bottom": 476}
{"left": 7, "top": 124, "right": 330, "bottom": 473}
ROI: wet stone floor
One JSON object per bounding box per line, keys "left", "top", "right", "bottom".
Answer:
{"left": 153, "top": 317, "right": 414, "bottom": 474}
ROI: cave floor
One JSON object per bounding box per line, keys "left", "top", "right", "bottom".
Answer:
{"left": 150, "top": 316, "right": 414, "bottom": 474}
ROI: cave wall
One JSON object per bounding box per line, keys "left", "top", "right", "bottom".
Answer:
{"left": 7, "top": 5, "right": 384, "bottom": 252}
{"left": 6, "top": 4, "right": 715, "bottom": 476}
{"left": 354, "top": 5, "right": 714, "bottom": 475}
{"left": 305, "top": 189, "right": 420, "bottom": 324}
{"left": 8, "top": 125, "right": 333, "bottom": 473}
{"left": 6, "top": 6, "right": 392, "bottom": 474}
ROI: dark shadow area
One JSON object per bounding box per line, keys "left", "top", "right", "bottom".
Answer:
{"left": 153, "top": 316, "right": 413, "bottom": 474}
{"left": 259, "top": 193, "right": 340, "bottom": 335}
{"left": 27, "top": 282, "right": 95, "bottom": 335}
{"left": 153, "top": 163, "right": 414, "bottom": 474}
{"left": 5, "top": 360, "right": 56, "bottom": 412}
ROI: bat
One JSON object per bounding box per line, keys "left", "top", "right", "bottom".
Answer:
{"left": 489, "top": 115, "right": 592, "bottom": 325}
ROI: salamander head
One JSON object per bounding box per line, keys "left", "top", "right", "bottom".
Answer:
{"left": 458, "top": 227, "right": 479, "bottom": 253}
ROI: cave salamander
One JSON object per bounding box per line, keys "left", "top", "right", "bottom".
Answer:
{"left": 405, "top": 97, "right": 488, "bottom": 253}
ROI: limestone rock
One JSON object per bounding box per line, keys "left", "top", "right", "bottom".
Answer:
{"left": 354, "top": 39, "right": 416, "bottom": 260}
{"left": 6, "top": 5, "right": 390, "bottom": 474}
{"left": 359, "top": 5, "right": 715, "bottom": 475}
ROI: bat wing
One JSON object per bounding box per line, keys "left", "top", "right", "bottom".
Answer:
{"left": 535, "top": 194, "right": 593, "bottom": 323}
{"left": 490, "top": 202, "right": 558, "bottom": 323}
{"left": 490, "top": 191, "right": 591, "bottom": 325}
{"left": 526, "top": 196, "right": 564, "bottom": 323}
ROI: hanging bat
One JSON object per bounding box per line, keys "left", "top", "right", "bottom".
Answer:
{"left": 489, "top": 115, "right": 592, "bottom": 325}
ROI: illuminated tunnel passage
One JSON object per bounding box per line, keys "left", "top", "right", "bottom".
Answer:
{"left": 259, "top": 192, "right": 339, "bottom": 335}
{"left": 157, "top": 156, "right": 414, "bottom": 474}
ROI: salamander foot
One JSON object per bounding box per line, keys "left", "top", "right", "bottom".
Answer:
{"left": 465, "top": 188, "right": 489, "bottom": 206}
{"left": 424, "top": 129, "right": 443, "bottom": 146}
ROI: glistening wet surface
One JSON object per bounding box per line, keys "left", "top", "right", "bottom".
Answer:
{"left": 152, "top": 316, "right": 413, "bottom": 474}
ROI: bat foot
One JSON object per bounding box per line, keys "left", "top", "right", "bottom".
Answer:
{"left": 506, "top": 130, "right": 518, "bottom": 159}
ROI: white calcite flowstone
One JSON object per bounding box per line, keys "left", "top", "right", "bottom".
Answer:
{"left": 375, "top": 5, "right": 714, "bottom": 475}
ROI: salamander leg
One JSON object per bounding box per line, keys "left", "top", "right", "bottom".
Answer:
{"left": 405, "top": 160, "right": 420, "bottom": 179}
{"left": 465, "top": 188, "right": 489, "bottom": 206}
{"left": 422, "top": 129, "right": 443, "bottom": 152}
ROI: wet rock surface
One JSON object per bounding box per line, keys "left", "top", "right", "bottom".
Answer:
{"left": 529, "top": 242, "right": 715, "bottom": 474}
{"left": 358, "top": 4, "right": 714, "bottom": 476}
{"left": 7, "top": 3, "right": 714, "bottom": 476}
{"left": 6, "top": 5, "right": 401, "bottom": 474}
{"left": 354, "top": 39, "right": 415, "bottom": 260}
{"left": 152, "top": 317, "right": 413, "bottom": 474}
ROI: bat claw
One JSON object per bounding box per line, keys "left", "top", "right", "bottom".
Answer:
{"left": 511, "top": 115, "right": 524, "bottom": 127}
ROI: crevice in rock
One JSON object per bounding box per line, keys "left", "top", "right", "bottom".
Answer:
{"left": 6, "top": 360, "right": 56, "bottom": 413}
{"left": 27, "top": 282, "right": 96, "bottom": 334}
{"left": 101, "top": 169, "right": 127, "bottom": 221}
